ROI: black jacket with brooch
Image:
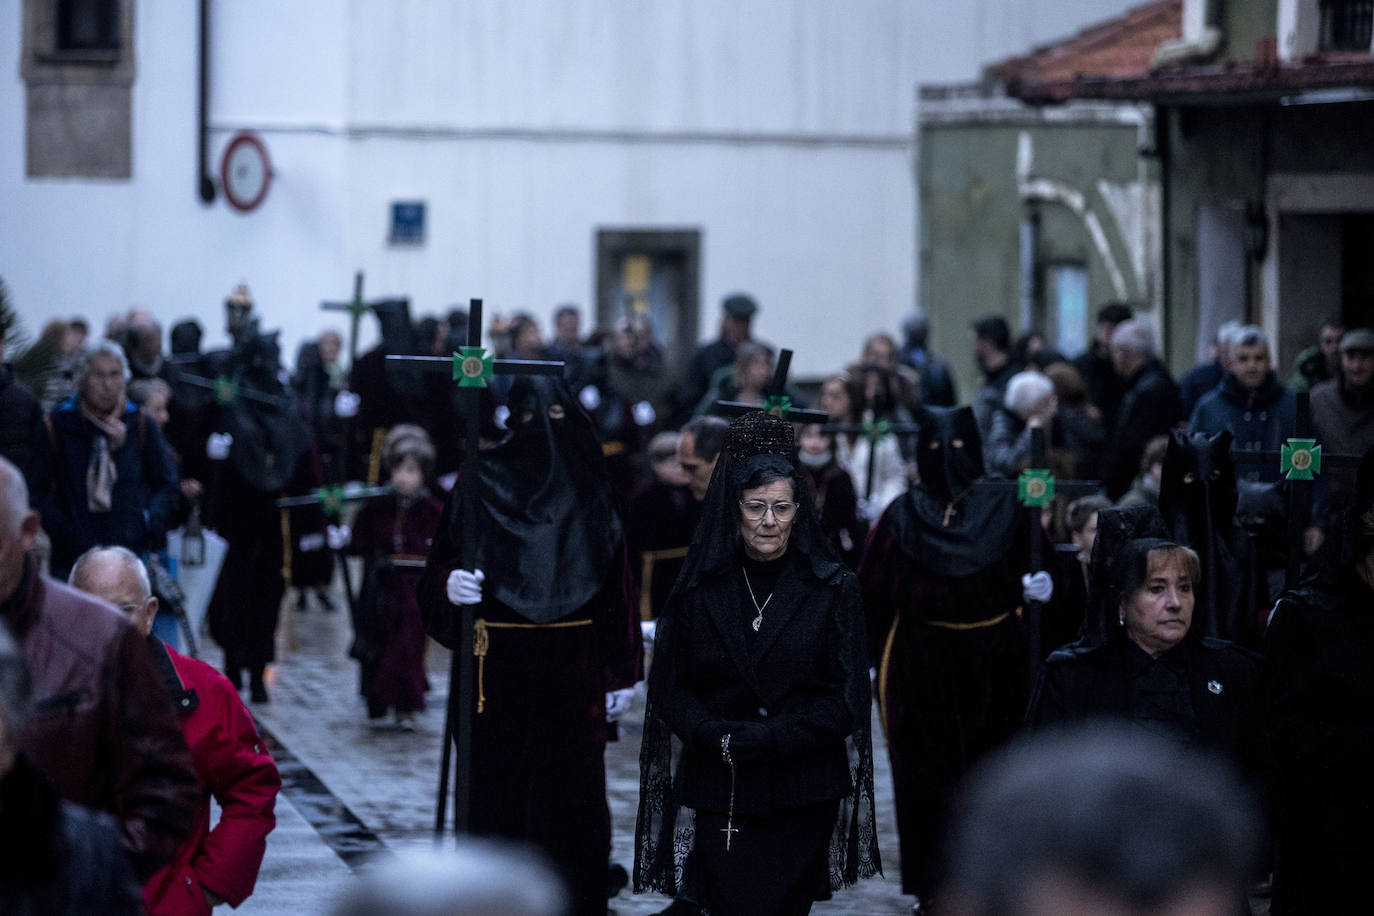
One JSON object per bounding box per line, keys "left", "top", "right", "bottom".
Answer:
{"left": 658, "top": 552, "right": 869, "bottom": 816}
{"left": 1028, "top": 635, "right": 1269, "bottom": 790}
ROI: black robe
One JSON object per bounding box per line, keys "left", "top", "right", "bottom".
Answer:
{"left": 859, "top": 501, "right": 1029, "bottom": 899}
{"left": 1265, "top": 565, "right": 1374, "bottom": 913}
{"left": 417, "top": 376, "right": 639, "bottom": 916}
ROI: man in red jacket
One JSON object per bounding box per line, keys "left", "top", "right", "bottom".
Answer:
{"left": 70, "top": 545, "right": 281, "bottom": 915}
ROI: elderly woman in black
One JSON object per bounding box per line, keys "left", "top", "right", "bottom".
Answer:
{"left": 634, "top": 411, "right": 880, "bottom": 915}
{"left": 1028, "top": 529, "right": 1266, "bottom": 776}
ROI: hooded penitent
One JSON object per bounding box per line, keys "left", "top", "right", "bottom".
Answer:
{"left": 218, "top": 330, "right": 308, "bottom": 494}
{"left": 460, "top": 375, "right": 621, "bottom": 623}
{"left": 1158, "top": 430, "right": 1262, "bottom": 647}
{"left": 886, "top": 405, "right": 1019, "bottom": 577}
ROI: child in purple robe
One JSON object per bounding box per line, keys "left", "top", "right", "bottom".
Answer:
{"left": 338, "top": 425, "right": 444, "bottom": 727}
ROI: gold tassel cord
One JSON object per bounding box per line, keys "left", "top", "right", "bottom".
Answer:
{"left": 471, "top": 617, "right": 593, "bottom": 714}
{"left": 925, "top": 612, "right": 1011, "bottom": 631}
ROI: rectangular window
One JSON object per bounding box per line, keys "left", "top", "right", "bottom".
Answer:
{"left": 1321, "top": 0, "right": 1374, "bottom": 51}
{"left": 55, "top": 0, "right": 120, "bottom": 52}
{"left": 1045, "top": 263, "right": 1089, "bottom": 358}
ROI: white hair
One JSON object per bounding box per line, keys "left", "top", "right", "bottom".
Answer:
{"left": 68, "top": 546, "right": 152, "bottom": 601}
{"left": 1004, "top": 370, "right": 1056, "bottom": 416}
{"left": 76, "top": 339, "right": 131, "bottom": 384}
{"left": 1231, "top": 324, "right": 1271, "bottom": 357}
{"left": 0, "top": 457, "right": 29, "bottom": 537}
{"left": 1110, "top": 319, "right": 1156, "bottom": 357}
{"left": 1216, "top": 319, "right": 1244, "bottom": 348}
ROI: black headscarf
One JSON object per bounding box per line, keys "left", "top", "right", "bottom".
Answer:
{"left": 672, "top": 411, "right": 842, "bottom": 593}
{"left": 635, "top": 411, "right": 880, "bottom": 897}
{"left": 1157, "top": 429, "right": 1260, "bottom": 645}
{"left": 886, "top": 405, "right": 1019, "bottom": 577}
{"left": 1078, "top": 506, "right": 1170, "bottom": 648}
{"left": 468, "top": 375, "right": 621, "bottom": 623}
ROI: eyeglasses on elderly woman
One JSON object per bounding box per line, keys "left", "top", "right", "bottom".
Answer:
{"left": 738, "top": 499, "right": 798, "bottom": 522}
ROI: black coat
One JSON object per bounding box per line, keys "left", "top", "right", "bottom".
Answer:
{"left": 0, "top": 364, "right": 43, "bottom": 481}
{"left": 1265, "top": 567, "right": 1374, "bottom": 913}
{"left": 659, "top": 557, "right": 868, "bottom": 816}
{"left": 1029, "top": 636, "right": 1268, "bottom": 788}
{"left": 1104, "top": 360, "right": 1181, "bottom": 500}
{"left": 0, "top": 755, "right": 143, "bottom": 915}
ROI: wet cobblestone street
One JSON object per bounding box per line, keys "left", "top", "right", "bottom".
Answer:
{"left": 204, "top": 572, "right": 913, "bottom": 913}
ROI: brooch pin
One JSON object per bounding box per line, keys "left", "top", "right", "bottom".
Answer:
{"left": 1207, "top": 680, "right": 1223, "bottom": 695}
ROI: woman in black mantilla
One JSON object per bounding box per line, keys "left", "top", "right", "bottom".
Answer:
{"left": 634, "top": 411, "right": 880, "bottom": 915}
{"left": 1027, "top": 530, "right": 1266, "bottom": 777}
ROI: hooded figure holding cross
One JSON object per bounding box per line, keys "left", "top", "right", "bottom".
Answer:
{"left": 858, "top": 405, "right": 1050, "bottom": 910}
{"left": 417, "top": 374, "right": 641, "bottom": 916}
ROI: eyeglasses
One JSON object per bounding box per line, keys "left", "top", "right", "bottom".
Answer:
{"left": 739, "top": 500, "right": 798, "bottom": 522}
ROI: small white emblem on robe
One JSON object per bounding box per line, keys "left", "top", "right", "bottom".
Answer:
{"left": 1207, "top": 680, "right": 1223, "bottom": 695}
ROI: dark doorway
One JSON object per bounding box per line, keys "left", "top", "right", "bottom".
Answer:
{"left": 595, "top": 229, "right": 701, "bottom": 372}
{"left": 1342, "top": 214, "right": 1374, "bottom": 329}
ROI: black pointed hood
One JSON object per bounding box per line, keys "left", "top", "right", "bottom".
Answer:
{"left": 470, "top": 375, "right": 622, "bottom": 622}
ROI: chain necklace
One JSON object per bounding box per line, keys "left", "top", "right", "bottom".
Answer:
{"left": 742, "top": 568, "right": 772, "bottom": 632}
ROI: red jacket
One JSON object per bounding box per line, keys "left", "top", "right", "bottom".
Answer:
{"left": 142, "top": 638, "right": 281, "bottom": 916}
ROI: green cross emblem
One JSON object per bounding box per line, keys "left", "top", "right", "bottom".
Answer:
{"left": 318, "top": 484, "right": 346, "bottom": 520}
{"left": 214, "top": 376, "right": 238, "bottom": 406}
{"left": 1281, "top": 439, "right": 1322, "bottom": 480}
{"left": 1018, "top": 468, "right": 1055, "bottom": 507}
{"left": 452, "top": 347, "right": 494, "bottom": 387}
{"left": 763, "top": 395, "right": 792, "bottom": 419}
{"left": 862, "top": 418, "right": 891, "bottom": 445}
{"left": 346, "top": 296, "right": 369, "bottom": 322}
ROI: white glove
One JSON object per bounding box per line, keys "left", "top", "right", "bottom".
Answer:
{"left": 206, "top": 432, "right": 233, "bottom": 461}
{"left": 326, "top": 524, "right": 351, "bottom": 551}
{"left": 334, "top": 390, "right": 360, "bottom": 419}
{"left": 493, "top": 406, "right": 511, "bottom": 430}
{"left": 1022, "top": 570, "right": 1054, "bottom": 604}
{"left": 446, "top": 568, "right": 485, "bottom": 606}
{"left": 579, "top": 385, "right": 602, "bottom": 411}
{"left": 605, "top": 688, "right": 634, "bottom": 722}
{"left": 857, "top": 497, "right": 881, "bottom": 522}
{"left": 632, "top": 400, "right": 657, "bottom": 426}
{"left": 640, "top": 620, "right": 656, "bottom": 650}
{"left": 299, "top": 532, "right": 326, "bottom": 552}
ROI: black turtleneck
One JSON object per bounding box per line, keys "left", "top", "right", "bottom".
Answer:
{"left": 738, "top": 547, "right": 790, "bottom": 647}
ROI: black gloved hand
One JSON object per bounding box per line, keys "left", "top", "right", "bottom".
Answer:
{"left": 725, "top": 722, "right": 773, "bottom": 761}
{"left": 693, "top": 720, "right": 732, "bottom": 756}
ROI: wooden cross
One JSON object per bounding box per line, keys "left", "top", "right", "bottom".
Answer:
{"left": 712, "top": 349, "right": 830, "bottom": 424}
{"left": 384, "top": 298, "right": 564, "bottom": 841}
{"left": 275, "top": 483, "right": 391, "bottom": 621}
{"left": 176, "top": 371, "right": 293, "bottom": 410}
{"left": 320, "top": 270, "right": 393, "bottom": 369}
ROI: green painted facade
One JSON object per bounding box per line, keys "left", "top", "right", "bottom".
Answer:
{"left": 920, "top": 97, "right": 1157, "bottom": 397}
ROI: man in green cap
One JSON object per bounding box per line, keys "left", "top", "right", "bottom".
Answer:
{"left": 673, "top": 293, "right": 757, "bottom": 426}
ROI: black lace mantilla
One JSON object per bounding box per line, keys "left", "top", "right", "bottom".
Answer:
{"left": 633, "top": 411, "right": 882, "bottom": 900}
